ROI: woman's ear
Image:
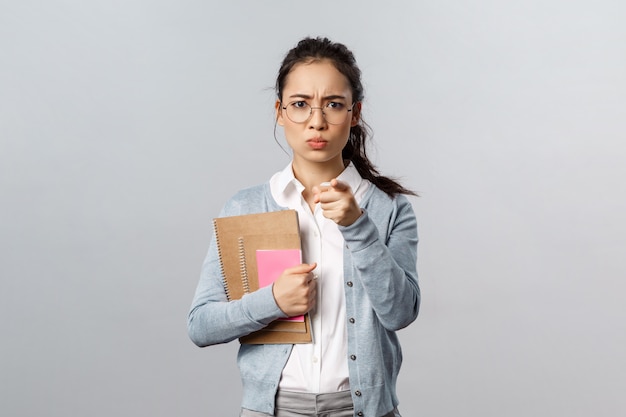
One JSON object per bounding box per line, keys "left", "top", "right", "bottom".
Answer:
{"left": 350, "top": 102, "right": 362, "bottom": 127}
{"left": 275, "top": 100, "right": 285, "bottom": 126}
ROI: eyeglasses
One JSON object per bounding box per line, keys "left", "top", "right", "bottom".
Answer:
{"left": 281, "top": 101, "right": 355, "bottom": 125}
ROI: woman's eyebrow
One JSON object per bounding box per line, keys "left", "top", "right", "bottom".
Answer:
{"left": 287, "top": 93, "right": 347, "bottom": 100}
{"left": 288, "top": 93, "right": 313, "bottom": 100}
{"left": 323, "top": 94, "right": 347, "bottom": 101}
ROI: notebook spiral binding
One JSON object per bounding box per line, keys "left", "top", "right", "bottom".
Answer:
{"left": 212, "top": 219, "right": 232, "bottom": 301}
{"left": 237, "top": 237, "right": 251, "bottom": 295}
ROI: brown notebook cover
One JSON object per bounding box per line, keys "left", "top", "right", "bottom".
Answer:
{"left": 212, "top": 210, "right": 312, "bottom": 344}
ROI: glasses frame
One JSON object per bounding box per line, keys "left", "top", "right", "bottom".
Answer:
{"left": 281, "top": 101, "right": 355, "bottom": 125}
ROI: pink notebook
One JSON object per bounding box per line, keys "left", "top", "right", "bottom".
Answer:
{"left": 256, "top": 249, "right": 305, "bottom": 322}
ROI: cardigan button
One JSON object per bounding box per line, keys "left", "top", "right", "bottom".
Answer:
{"left": 354, "top": 390, "right": 362, "bottom": 396}
{"left": 347, "top": 281, "right": 353, "bottom": 287}
{"left": 350, "top": 354, "right": 357, "bottom": 361}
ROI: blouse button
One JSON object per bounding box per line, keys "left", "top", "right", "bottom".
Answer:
{"left": 357, "top": 413, "right": 363, "bottom": 417}
{"left": 347, "top": 281, "right": 353, "bottom": 287}
{"left": 350, "top": 354, "right": 357, "bottom": 361}
{"left": 349, "top": 318, "right": 355, "bottom": 324}
{"left": 355, "top": 390, "right": 362, "bottom": 396}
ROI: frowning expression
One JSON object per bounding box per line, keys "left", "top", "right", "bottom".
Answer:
{"left": 276, "top": 59, "right": 360, "bottom": 169}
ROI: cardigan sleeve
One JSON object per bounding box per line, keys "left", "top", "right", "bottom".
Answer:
{"left": 187, "top": 193, "right": 287, "bottom": 347}
{"left": 339, "top": 194, "right": 420, "bottom": 331}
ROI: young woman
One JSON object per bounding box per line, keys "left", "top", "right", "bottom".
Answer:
{"left": 188, "top": 37, "right": 420, "bottom": 417}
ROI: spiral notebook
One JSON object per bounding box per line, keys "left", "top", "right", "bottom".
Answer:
{"left": 212, "top": 210, "right": 312, "bottom": 344}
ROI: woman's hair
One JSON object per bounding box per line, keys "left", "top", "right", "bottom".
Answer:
{"left": 275, "top": 36, "right": 417, "bottom": 198}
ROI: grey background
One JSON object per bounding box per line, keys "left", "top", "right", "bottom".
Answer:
{"left": 1, "top": 1, "right": 625, "bottom": 416}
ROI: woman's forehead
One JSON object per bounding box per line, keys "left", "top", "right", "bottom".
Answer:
{"left": 282, "top": 60, "right": 352, "bottom": 96}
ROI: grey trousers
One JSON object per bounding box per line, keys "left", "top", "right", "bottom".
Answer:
{"left": 239, "top": 390, "right": 401, "bottom": 417}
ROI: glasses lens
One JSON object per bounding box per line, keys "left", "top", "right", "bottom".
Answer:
{"left": 285, "top": 102, "right": 309, "bottom": 123}
{"left": 324, "top": 104, "right": 348, "bottom": 125}
{"left": 284, "top": 102, "right": 351, "bottom": 125}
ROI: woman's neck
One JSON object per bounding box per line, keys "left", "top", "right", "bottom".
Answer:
{"left": 292, "top": 157, "right": 346, "bottom": 212}
{"left": 292, "top": 158, "right": 346, "bottom": 191}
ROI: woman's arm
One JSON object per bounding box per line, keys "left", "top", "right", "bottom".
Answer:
{"left": 187, "top": 193, "right": 318, "bottom": 347}
{"left": 340, "top": 194, "right": 420, "bottom": 331}
{"left": 187, "top": 233, "right": 286, "bottom": 346}
{"left": 187, "top": 193, "right": 290, "bottom": 347}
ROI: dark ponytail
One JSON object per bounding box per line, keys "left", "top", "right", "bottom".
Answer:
{"left": 276, "top": 37, "right": 417, "bottom": 198}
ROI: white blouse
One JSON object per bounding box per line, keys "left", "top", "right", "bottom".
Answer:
{"left": 269, "top": 162, "right": 369, "bottom": 393}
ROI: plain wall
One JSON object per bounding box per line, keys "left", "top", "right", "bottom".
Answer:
{"left": 1, "top": 1, "right": 625, "bottom": 416}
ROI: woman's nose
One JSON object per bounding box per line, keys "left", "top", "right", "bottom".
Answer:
{"left": 307, "top": 107, "right": 327, "bottom": 129}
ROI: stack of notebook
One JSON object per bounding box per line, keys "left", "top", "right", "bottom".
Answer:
{"left": 213, "top": 210, "right": 312, "bottom": 344}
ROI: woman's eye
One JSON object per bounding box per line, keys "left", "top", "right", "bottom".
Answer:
{"left": 327, "top": 102, "right": 345, "bottom": 110}
{"left": 291, "top": 101, "right": 307, "bottom": 109}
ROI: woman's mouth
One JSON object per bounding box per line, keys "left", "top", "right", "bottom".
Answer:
{"left": 307, "top": 138, "right": 328, "bottom": 150}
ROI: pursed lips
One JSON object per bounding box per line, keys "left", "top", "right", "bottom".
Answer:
{"left": 306, "top": 137, "right": 328, "bottom": 149}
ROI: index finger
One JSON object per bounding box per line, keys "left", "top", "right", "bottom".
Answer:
{"left": 329, "top": 179, "right": 350, "bottom": 192}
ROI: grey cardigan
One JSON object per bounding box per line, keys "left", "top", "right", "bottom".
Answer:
{"left": 188, "top": 182, "right": 420, "bottom": 417}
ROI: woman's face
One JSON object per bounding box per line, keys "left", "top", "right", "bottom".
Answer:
{"left": 276, "top": 59, "right": 360, "bottom": 170}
